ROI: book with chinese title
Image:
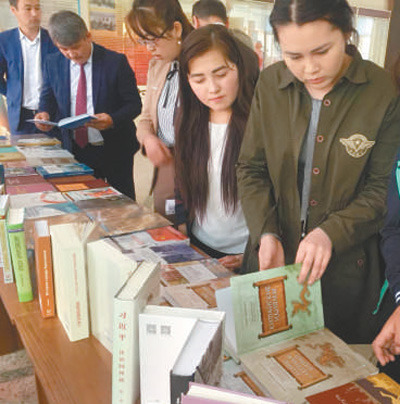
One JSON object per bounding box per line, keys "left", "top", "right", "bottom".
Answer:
{"left": 112, "top": 261, "right": 160, "bottom": 404}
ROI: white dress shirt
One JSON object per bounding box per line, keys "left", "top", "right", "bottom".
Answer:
{"left": 19, "top": 29, "right": 42, "bottom": 110}
{"left": 70, "top": 45, "right": 103, "bottom": 144}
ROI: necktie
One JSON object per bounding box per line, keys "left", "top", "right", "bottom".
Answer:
{"left": 75, "top": 63, "right": 88, "bottom": 148}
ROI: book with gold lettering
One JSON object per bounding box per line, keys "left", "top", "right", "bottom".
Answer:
{"left": 216, "top": 265, "right": 377, "bottom": 404}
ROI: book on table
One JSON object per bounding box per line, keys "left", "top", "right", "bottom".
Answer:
{"left": 305, "top": 372, "right": 400, "bottom": 403}
{"left": 112, "top": 261, "right": 161, "bottom": 404}
{"left": 33, "top": 220, "right": 55, "bottom": 318}
{"left": 139, "top": 305, "right": 225, "bottom": 404}
{"left": 36, "top": 163, "right": 94, "bottom": 178}
{"left": 6, "top": 207, "right": 33, "bottom": 302}
{"left": 0, "top": 147, "right": 26, "bottom": 162}
{"left": 181, "top": 382, "right": 286, "bottom": 403}
{"left": 64, "top": 186, "right": 121, "bottom": 201}
{"left": 215, "top": 264, "right": 378, "bottom": 404}
{"left": 10, "top": 191, "right": 69, "bottom": 209}
{"left": 0, "top": 195, "right": 13, "bottom": 283}
{"left": 49, "top": 221, "right": 99, "bottom": 341}
{"left": 27, "top": 113, "right": 97, "bottom": 130}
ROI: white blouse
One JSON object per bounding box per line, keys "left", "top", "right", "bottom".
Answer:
{"left": 191, "top": 122, "right": 249, "bottom": 254}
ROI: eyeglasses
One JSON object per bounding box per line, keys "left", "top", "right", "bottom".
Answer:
{"left": 136, "top": 27, "right": 170, "bottom": 47}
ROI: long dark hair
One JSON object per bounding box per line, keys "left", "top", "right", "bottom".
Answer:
{"left": 270, "top": 0, "right": 357, "bottom": 43}
{"left": 127, "top": 0, "right": 193, "bottom": 40}
{"left": 175, "top": 25, "right": 259, "bottom": 221}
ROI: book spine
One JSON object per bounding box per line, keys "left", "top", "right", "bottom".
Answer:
{"left": 112, "top": 298, "right": 136, "bottom": 404}
{"left": 7, "top": 227, "right": 33, "bottom": 302}
{"left": 34, "top": 236, "right": 55, "bottom": 318}
{"left": 0, "top": 218, "right": 13, "bottom": 283}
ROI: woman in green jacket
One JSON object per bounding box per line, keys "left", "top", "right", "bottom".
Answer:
{"left": 237, "top": 0, "right": 400, "bottom": 344}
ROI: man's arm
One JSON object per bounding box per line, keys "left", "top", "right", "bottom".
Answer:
{"left": 108, "top": 54, "right": 142, "bottom": 127}
{"left": 38, "top": 57, "right": 57, "bottom": 119}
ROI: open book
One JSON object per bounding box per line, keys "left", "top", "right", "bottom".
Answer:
{"left": 27, "top": 113, "right": 96, "bottom": 130}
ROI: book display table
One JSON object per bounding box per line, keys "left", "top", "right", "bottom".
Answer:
{"left": 0, "top": 277, "right": 112, "bottom": 404}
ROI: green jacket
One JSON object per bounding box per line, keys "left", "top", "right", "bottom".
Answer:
{"left": 237, "top": 50, "right": 400, "bottom": 343}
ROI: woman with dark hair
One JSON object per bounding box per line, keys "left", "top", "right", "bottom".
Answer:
{"left": 126, "top": 0, "right": 193, "bottom": 219}
{"left": 175, "top": 25, "right": 259, "bottom": 269}
{"left": 237, "top": 0, "right": 400, "bottom": 344}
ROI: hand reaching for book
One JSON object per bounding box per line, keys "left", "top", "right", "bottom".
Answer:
{"left": 34, "top": 111, "right": 53, "bottom": 132}
{"left": 296, "top": 227, "right": 332, "bottom": 285}
{"left": 218, "top": 254, "right": 243, "bottom": 270}
{"left": 373, "top": 305, "right": 400, "bottom": 366}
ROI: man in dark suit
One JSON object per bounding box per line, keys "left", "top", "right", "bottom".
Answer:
{"left": 35, "top": 11, "right": 141, "bottom": 200}
{"left": 0, "top": 0, "right": 58, "bottom": 134}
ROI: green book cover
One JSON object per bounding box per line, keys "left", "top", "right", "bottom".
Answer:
{"left": 7, "top": 208, "right": 33, "bottom": 302}
{"left": 231, "top": 264, "right": 324, "bottom": 355}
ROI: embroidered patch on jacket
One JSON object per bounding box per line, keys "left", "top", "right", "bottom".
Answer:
{"left": 339, "top": 134, "right": 375, "bottom": 158}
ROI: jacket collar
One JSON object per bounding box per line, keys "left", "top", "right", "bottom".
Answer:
{"left": 278, "top": 45, "right": 368, "bottom": 90}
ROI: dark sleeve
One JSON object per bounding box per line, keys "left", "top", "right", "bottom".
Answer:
{"left": 38, "top": 57, "right": 57, "bottom": 118}
{"left": 381, "top": 149, "right": 400, "bottom": 305}
{"left": 0, "top": 44, "right": 7, "bottom": 96}
{"left": 108, "top": 54, "right": 142, "bottom": 127}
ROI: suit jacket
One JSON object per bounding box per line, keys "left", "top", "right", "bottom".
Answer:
{"left": 0, "top": 27, "right": 58, "bottom": 134}
{"left": 39, "top": 43, "right": 141, "bottom": 156}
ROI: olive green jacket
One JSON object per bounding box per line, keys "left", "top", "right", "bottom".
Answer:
{"left": 237, "top": 51, "right": 400, "bottom": 343}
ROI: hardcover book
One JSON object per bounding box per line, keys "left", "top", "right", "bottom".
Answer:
{"left": 0, "top": 147, "right": 26, "bottom": 162}
{"left": 216, "top": 265, "right": 378, "bottom": 403}
{"left": 33, "top": 220, "right": 55, "bottom": 318}
{"left": 4, "top": 166, "right": 36, "bottom": 177}
{"left": 112, "top": 261, "right": 160, "bottom": 404}
{"left": 54, "top": 179, "right": 108, "bottom": 192}
{"left": 305, "top": 372, "right": 400, "bottom": 403}
{"left": 24, "top": 202, "right": 81, "bottom": 220}
{"left": 5, "top": 173, "right": 47, "bottom": 186}
{"left": 0, "top": 195, "right": 13, "bottom": 283}
{"left": 47, "top": 174, "right": 96, "bottom": 184}
{"left": 10, "top": 191, "right": 68, "bottom": 209}
{"left": 7, "top": 207, "right": 33, "bottom": 302}
{"left": 17, "top": 145, "right": 74, "bottom": 159}
{"left": 139, "top": 305, "right": 225, "bottom": 404}
{"left": 64, "top": 186, "right": 121, "bottom": 201}
{"left": 36, "top": 163, "right": 94, "bottom": 178}
{"left": 87, "top": 238, "right": 140, "bottom": 352}
{"left": 49, "top": 221, "right": 98, "bottom": 341}
{"left": 16, "top": 136, "right": 61, "bottom": 147}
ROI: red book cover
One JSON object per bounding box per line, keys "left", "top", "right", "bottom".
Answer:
{"left": 47, "top": 175, "right": 97, "bottom": 184}
{"left": 5, "top": 174, "right": 47, "bottom": 187}
{"left": 6, "top": 182, "right": 56, "bottom": 195}
{"left": 147, "top": 226, "right": 189, "bottom": 243}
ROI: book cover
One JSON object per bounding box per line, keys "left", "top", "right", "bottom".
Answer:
{"left": 87, "top": 238, "right": 140, "bottom": 352}
{"left": 36, "top": 163, "right": 94, "bottom": 178}
{"left": 65, "top": 186, "right": 121, "bottom": 201}
{"left": 112, "top": 261, "right": 160, "bottom": 404}
{"left": 54, "top": 179, "right": 108, "bottom": 192}
{"left": 0, "top": 195, "right": 13, "bottom": 283}
{"left": 139, "top": 306, "right": 225, "bottom": 404}
{"left": 27, "top": 113, "right": 96, "bottom": 130}
{"left": 49, "top": 222, "right": 96, "bottom": 341}
{"left": 47, "top": 174, "right": 96, "bottom": 185}
{"left": 5, "top": 173, "right": 46, "bottom": 186}
{"left": 26, "top": 157, "right": 76, "bottom": 167}
{"left": 16, "top": 145, "right": 73, "bottom": 159}
{"left": 216, "top": 265, "right": 377, "bottom": 404}
{"left": 306, "top": 372, "right": 400, "bottom": 403}
{"left": 10, "top": 191, "right": 68, "bottom": 209}
{"left": 6, "top": 182, "right": 56, "bottom": 195}
{"left": 4, "top": 166, "right": 36, "bottom": 177}
{"left": 0, "top": 147, "right": 26, "bottom": 162}
{"left": 7, "top": 208, "right": 33, "bottom": 302}
{"left": 111, "top": 226, "right": 190, "bottom": 252}
{"left": 149, "top": 243, "right": 206, "bottom": 265}
{"left": 183, "top": 382, "right": 285, "bottom": 403}
{"left": 24, "top": 202, "right": 81, "bottom": 220}
{"left": 33, "top": 220, "right": 55, "bottom": 318}
{"left": 16, "top": 137, "right": 61, "bottom": 147}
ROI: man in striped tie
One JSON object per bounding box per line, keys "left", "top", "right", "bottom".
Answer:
{"left": 34, "top": 11, "right": 142, "bottom": 199}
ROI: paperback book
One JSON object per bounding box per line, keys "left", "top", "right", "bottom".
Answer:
{"left": 36, "top": 163, "right": 94, "bottom": 178}
{"left": 27, "top": 113, "right": 96, "bottom": 129}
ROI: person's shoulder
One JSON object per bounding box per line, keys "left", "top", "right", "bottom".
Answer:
{"left": 361, "top": 59, "right": 395, "bottom": 90}
{"left": 93, "top": 43, "right": 128, "bottom": 64}
{"left": 259, "top": 60, "right": 288, "bottom": 85}
{"left": 0, "top": 28, "right": 18, "bottom": 43}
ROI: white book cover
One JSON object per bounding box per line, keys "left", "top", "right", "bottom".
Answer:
{"left": 49, "top": 222, "right": 90, "bottom": 342}
{"left": 87, "top": 239, "right": 139, "bottom": 352}
{"left": 112, "top": 261, "right": 161, "bottom": 404}
{"left": 10, "top": 191, "right": 68, "bottom": 209}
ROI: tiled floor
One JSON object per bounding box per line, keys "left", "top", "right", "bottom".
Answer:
{"left": 0, "top": 350, "right": 37, "bottom": 404}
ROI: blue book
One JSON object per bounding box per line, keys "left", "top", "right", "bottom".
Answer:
{"left": 27, "top": 113, "right": 96, "bottom": 130}
{"left": 36, "top": 163, "right": 94, "bottom": 179}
